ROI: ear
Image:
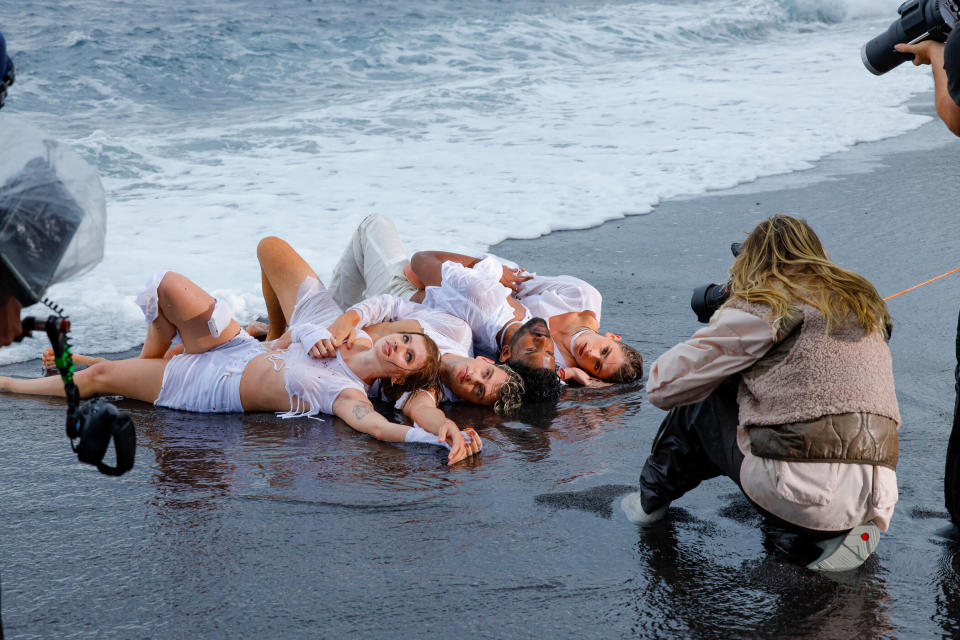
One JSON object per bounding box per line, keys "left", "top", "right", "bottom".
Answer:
{"left": 477, "top": 355, "right": 495, "bottom": 364}
{"left": 604, "top": 332, "right": 622, "bottom": 341}
{"left": 497, "top": 344, "right": 511, "bottom": 363}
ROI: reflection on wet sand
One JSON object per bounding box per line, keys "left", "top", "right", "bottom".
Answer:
{"left": 630, "top": 509, "right": 896, "bottom": 639}
{"left": 935, "top": 529, "right": 960, "bottom": 638}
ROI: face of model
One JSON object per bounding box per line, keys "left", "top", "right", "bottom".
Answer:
{"left": 502, "top": 317, "right": 555, "bottom": 371}
{"left": 376, "top": 333, "right": 430, "bottom": 374}
{"left": 571, "top": 330, "right": 623, "bottom": 380}
{"left": 443, "top": 354, "right": 509, "bottom": 406}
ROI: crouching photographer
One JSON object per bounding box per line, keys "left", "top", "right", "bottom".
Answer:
{"left": 621, "top": 216, "right": 900, "bottom": 572}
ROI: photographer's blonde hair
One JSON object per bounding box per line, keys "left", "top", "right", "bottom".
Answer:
{"left": 728, "top": 215, "right": 890, "bottom": 335}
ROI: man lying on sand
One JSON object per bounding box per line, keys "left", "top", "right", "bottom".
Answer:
{"left": 330, "top": 214, "right": 641, "bottom": 386}
{"left": 410, "top": 249, "right": 644, "bottom": 385}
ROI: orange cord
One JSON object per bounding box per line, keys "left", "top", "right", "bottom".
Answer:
{"left": 884, "top": 266, "right": 960, "bottom": 301}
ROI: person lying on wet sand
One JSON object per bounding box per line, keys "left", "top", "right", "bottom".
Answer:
{"left": 3, "top": 237, "right": 483, "bottom": 465}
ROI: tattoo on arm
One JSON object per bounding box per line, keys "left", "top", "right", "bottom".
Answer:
{"left": 352, "top": 404, "right": 373, "bottom": 420}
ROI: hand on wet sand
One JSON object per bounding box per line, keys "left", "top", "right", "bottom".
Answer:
{"left": 438, "top": 420, "right": 483, "bottom": 464}
{"left": 560, "top": 367, "right": 612, "bottom": 388}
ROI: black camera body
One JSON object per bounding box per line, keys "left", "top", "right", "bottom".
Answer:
{"left": 690, "top": 242, "right": 743, "bottom": 323}
{"left": 21, "top": 314, "right": 136, "bottom": 476}
{"left": 71, "top": 398, "right": 136, "bottom": 476}
{"left": 862, "top": 0, "right": 960, "bottom": 75}
{"left": 691, "top": 282, "right": 732, "bottom": 324}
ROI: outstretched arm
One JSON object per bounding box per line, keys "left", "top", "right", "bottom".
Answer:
{"left": 401, "top": 389, "right": 482, "bottom": 464}
{"left": 332, "top": 389, "right": 413, "bottom": 442}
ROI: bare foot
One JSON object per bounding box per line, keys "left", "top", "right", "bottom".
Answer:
{"left": 246, "top": 320, "right": 269, "bottom": 341}
{"left": 42, "top": 347, "right": 104, "bottom": 371}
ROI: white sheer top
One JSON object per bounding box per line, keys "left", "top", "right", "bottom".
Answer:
{"left": 421, "top": 255, "right": 530, "bottom": 358}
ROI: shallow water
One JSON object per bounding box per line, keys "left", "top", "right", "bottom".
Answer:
{"left": 0, "top": 0, "right": 935, "bottom": 365}
{"left": 3, "top": 114, "right": 960, "bottom": 638}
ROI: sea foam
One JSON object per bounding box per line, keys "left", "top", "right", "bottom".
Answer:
{"left": 0, "top": 0, "right": 934, "bottom": 363}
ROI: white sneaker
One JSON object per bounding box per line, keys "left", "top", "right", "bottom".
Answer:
{"left": 806, "top": 523, "right": 881, "bottom": 572}
{"left": 621, "top": 492, "right": 668, "bottom": 525}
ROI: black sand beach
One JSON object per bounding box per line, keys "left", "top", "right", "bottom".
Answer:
{"left": 2, "top": 97, "right": 960, "bottom": 639}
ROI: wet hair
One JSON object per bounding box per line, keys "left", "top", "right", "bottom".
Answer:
{"left": 496, "top": 361, "right": 561, "bottom": 413}
{"left": 493, "top": 364, "right": 524, "bottom": 413}
{"left": 729, "top": 215, "right": 890, "bottom": 335}
{"left": 610, "top": 342, "right": 644, "bottom": 383}
{"left": 378, "top": 332, "right": 442, "bottom": 404}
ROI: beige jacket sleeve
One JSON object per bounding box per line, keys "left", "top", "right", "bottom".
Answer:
{"left": 645, "top": 307, "right": 775, "bottom": 410}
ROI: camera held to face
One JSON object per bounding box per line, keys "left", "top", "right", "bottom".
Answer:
{"left": 690, "top": 242, "right": 743, "bottom": 324}
{"left": 862, "top": 0, "right": 960, "bottom": 75}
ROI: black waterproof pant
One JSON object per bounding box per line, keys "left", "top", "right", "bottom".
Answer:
{"left": 639, "top": 375, "right": 744, "bottom": 513}
{"left": 640, "top": 374, "right": 845, "bottom": 539}
{"left": 945, "top": 305, "right": 960, "bottom": 525}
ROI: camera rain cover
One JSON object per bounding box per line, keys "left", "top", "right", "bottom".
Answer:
{"left": 0, "top": 113, "right": 106, "bottom": 305}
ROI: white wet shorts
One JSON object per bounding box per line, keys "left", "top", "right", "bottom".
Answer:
{"left": 155, "top": 332, "right": 267, "bottom": 413}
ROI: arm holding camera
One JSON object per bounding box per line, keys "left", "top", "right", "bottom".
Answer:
{"left": 895, "top": 39, "right": 960, "bottom": 136}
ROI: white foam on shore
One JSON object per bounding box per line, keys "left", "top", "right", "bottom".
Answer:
{"left": 0, "top": 1, "right": 934, "bottom": 363}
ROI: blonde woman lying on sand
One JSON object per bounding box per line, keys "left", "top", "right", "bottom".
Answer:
{"left": 3, "top": 237, "right": 482, "bottom": 464}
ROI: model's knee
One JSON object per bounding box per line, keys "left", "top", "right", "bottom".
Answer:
{"left": 81, "top": 361, "right": 117, "bottom": 396}
{"left": 156, "top": 271, "right": 190, "bottom": 301}
{"left": 360, "top": 213, "right": 388, "bottom": 229}
{"left": 257, "top": 236, "right": 289, "bottom": 261}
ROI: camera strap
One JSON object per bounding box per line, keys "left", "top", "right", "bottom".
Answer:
{"left": 34, "top": 300, "right": 83, "bottom": 443}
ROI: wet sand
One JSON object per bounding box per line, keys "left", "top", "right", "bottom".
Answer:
{"left": 2, "top": 97, "right": 960, "bottom": 639}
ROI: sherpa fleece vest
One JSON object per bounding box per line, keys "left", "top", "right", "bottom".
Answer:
{"left": 727, "top": 298, "right": 901, "bottom": 468}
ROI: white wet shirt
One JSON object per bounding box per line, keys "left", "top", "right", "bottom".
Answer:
{"left": 513, "top": 274, "right": 603, "bottom": 371}
{"left": 421, "top": 255, "right": 530, "bottom": 358}
{"left": 349, "top": 294, "right": 473, "bottom": 405}
{"left": 513, "top": 274, "right": 603, "bottom": 323}
{"left": 348, "top": 294, "right": 473, "bottom": 359}
{"left": 268, "top": 345, "right": 371, "bottom": 418}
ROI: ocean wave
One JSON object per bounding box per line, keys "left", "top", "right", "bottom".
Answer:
{"left": 0, "top": 0, "right": 934, "bottom": 362}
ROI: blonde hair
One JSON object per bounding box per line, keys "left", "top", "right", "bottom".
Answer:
{"left": 728, "top": 215, "right": 890, "bottom": 335}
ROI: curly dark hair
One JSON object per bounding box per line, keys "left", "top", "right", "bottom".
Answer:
{"left": 495, "top": 361, "right": 561, "bottom": 412}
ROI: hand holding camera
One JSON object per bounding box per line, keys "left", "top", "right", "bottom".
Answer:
{"left": 862, "top": 0, "right": 960, "bottom": 75}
